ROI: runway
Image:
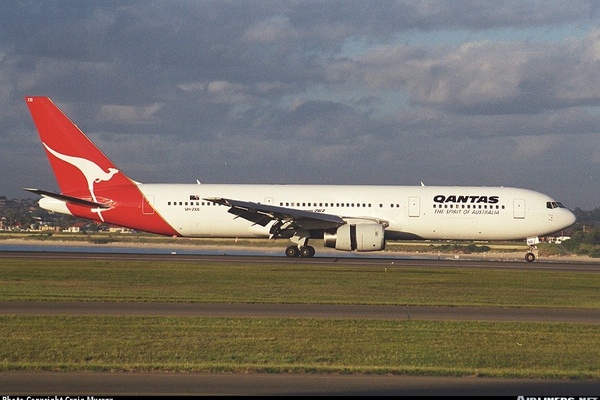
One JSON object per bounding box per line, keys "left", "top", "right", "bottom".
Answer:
{"left": 2, "top": 249, "right": 600, "bottom": 272}
{"left": 1, "top": 251, "right": 599, "bottom": 395}
{"left": 3, "top": 371, "right": 599, "bottom": 396}
{"left": 2, "top": 301, "right": 599, "bottom": 323}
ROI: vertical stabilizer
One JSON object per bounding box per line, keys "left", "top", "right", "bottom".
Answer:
{"left": 25, "top": 96, "right": 133, "bottom": 195}
{"left": 24, "top": 96, "right": 179, "bottom": 236}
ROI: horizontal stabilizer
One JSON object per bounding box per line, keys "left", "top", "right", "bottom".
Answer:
{"left": 23, "top": 188, "right": 112, "bottom": 209}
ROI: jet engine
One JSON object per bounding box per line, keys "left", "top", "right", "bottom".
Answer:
{"left": 323, "top": 223, "right": 385, "bottom": 251}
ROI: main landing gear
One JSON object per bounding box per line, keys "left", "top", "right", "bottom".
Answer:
{"left": 525, "top": 237, "right": 539, "bottom": 263}
{"left": 285, "top": 245, "right": 316, "bottom": 258}
{"left": 284, "top": 229, "right": 315, "bottom": 257}
{"left": 267, "top": 222, "right": 317, "bottom": 258}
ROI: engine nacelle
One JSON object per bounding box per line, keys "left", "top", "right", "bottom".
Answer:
{"left": 323, "top": 223, "right": 386, "bottom": 252}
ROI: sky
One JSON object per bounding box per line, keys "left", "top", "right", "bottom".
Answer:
{"left": 1, "top": 0, "right": 599, "bottom": 210}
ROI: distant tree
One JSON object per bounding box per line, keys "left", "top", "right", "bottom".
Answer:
{"left": 573, "top": 207, "right": 600, "bottom": 225}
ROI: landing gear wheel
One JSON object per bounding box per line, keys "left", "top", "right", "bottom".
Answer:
{"left": 525, "top": 252, "right": 536, "bottom": 263}
{"left": 285, "top": 245, "right": 300, "bottom": 257}
{"left": 300, "top": 246, "right": 315, "bottom": 258}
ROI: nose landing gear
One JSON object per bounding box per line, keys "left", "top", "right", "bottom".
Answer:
{"left": 525, "top": 237, "right": 539, "bottom": 262}
{"left": 525, "top": 251, "right": 536, "bottom": 263}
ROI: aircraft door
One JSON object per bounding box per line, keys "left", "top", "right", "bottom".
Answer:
{"left": 408, "top": 197, "right": 420, "bottom": 217}
{"left": 513, "top": 198, "right": 525, "bottom": 219}
{"left": 142, "top": 194, "right": 155, "bottom": 215}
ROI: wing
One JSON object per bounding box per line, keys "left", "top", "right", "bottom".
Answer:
{"left": 203, "top": 197, "right": 344, "bottom": 231}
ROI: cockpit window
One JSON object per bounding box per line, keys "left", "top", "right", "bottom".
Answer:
{"left": 546, "top": 201, "right": 566, "bottom": 209}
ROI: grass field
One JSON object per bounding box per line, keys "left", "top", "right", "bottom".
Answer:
{"left": 0, "top": 257, "right": 598, "bottom": 379}
{"left": 1, "top": 259, "right": 598, "bottom": 307}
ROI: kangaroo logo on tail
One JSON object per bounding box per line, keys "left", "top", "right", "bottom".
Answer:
{"left": 43, "top": 142, "right": 119, "bottom": 221}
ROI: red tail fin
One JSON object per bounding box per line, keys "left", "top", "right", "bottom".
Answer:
{"left": 25, "top": 96, "right": 134, "bottom": 196}
{"left": 25, "top": 96, "right": 179, "bottom": 236}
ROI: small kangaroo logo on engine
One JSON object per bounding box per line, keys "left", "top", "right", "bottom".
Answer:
{"left": 43, "top": 142, "right": 119, "bottom": 221}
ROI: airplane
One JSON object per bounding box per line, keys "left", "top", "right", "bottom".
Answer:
{"left": 23, "top": 96, "right": 576, "bottom": 262}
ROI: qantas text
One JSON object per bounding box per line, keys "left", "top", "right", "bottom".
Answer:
{"left": 433, "top": 195, "right": 499, "bottom": 204}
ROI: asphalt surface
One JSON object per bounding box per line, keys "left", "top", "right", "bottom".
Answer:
{"left": 1, "top": 250, "right": 599, "bottom": 396}
{"left": 1, "top": 301, "right": 599, "bottom": 323}
{"left": 2, "top": 371, "right": 599, "bottom": 396}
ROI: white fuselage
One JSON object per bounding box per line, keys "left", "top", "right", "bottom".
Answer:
{"left": 125, "top": 184, "right": 575, "bottom": 241}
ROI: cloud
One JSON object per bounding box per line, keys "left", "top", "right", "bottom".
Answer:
{"left": 344, "top": 31, "right": 600, "bottom": 117}
{"left": 1, "top": 0, "right": 600, "bottom": 209}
